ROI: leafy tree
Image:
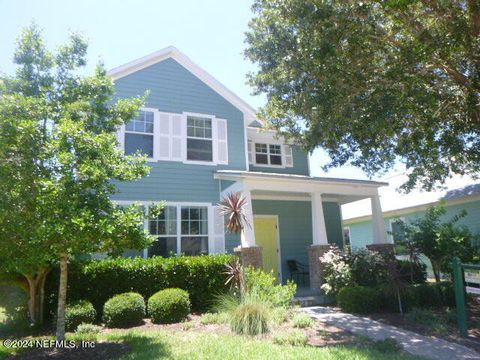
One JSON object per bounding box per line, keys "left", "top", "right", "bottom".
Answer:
{"left": 400, "top": 204, "right": 478, "bottom": 282}
{"left": 245, "top": 0, "right": 480, "bottom": 191}
{"left": 0, "top": 25, "right": 157, "bottom": 339}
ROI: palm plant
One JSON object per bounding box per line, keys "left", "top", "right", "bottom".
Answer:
{"left": 219, "top": 192, "right": 251, "bottom": 234}
{"left": 225, "top": 258, "right": 246, "bottom": 297}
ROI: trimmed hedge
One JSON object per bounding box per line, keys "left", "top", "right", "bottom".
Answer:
{"left": 65, "top": 300, "right": 96, "bottom": 331}
{"left": 45, "top": 254, "right": 234, "bottom": 317}
{"left": 339, "top": 282, "right": 456, "bottom": 315}
{"left": 337, "top": 286, "right": 382, "bottom": 314}
{"left": 103, "top": 292, "right": 145, "bottom": 328}
{"left": 148, "top": 288, "right": 191, "bottom": 324}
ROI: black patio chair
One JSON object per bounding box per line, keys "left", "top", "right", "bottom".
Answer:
{"left": 287, "top": 260, "right": 309, "bottom": 287}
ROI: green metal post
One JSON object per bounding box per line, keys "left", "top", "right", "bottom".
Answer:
{"left": 452, "top": 257, "right": 468, "bottom": 337}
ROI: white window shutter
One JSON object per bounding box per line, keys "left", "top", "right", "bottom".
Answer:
{"left": 248, "top": 140, "right": 254, "bottom": 164}
{"left": 216, "top": 118, "right": 228, "bottom": 165}
{"left": 171, "top": 114, "right": 184, "bottom": 161}
{"left": 158, "top": 112, "right": 171, "bottom": 160}
{"left": 213, "top": 205, "right": 225, "bottom": 253}
{"left": 284, "top": 145, "right": 293, "bottom": 167}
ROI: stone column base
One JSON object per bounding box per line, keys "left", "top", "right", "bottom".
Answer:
{"left": 234, "top": 246, "right": 263, "bottom": 269}
{"left": 367, "top": 243, "right": 395, "bottom": 256}
{"left": 307, "top": 244, "right": 334, "bottom": 290}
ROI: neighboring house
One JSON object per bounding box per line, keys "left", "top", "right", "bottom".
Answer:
{"left": 342, "top": 173, "right": 480, "bottom": 250}
{"left": 108, "top": 47, "right": 390, "bottom": 289}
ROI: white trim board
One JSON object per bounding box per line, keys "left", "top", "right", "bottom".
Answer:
{"left": 343, "top": 193, "right": 480, "bottom": 224}
{"left": 107, "top": 46, "right": 258, "bottom": 126}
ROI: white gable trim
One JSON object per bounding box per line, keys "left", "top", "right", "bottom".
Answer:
{"left": 107, "top": 46, "right": 258, "bottom": 126}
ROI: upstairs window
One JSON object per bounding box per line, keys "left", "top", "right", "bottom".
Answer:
{"left": 125, "top": 111, "right": 154, "bottom": 157}
{"left": 187, "top": 116, "right": 213, "bottom": 162}
{"left": 255, "top": 143, "right": 283, "bottom": 166}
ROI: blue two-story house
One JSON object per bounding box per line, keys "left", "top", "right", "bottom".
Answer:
{"left": 109, "top": 47, "right": 390, "bottom": 290}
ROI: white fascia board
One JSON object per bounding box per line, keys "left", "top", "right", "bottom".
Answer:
{"left": 213, "top": 173, "right": 386, "bottom": 197}
{"left": 107, "top": 46, "right": 260, "bottom": 127}
{"left": 343, "top": 193, "right": 480, "bottom": 224}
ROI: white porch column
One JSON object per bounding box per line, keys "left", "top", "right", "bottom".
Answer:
{"left": 371, "top": 194, "right": 388, "bottom": 244}
{"left": 308, "top": 192, "right": 332, "bottom": 291}
{"left": 311, "top": 192, "right": 328, "bottom": 245}
{"left": 241, "top": 187, "right": 256, "bottom": 247}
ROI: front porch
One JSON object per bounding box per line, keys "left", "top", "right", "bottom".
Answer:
{"left": 214, "top": 170, "right": 392, "bottom": 291}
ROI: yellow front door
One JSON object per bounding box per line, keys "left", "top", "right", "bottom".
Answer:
{"left": 254, "top": 216, "right": 280, "bottom": 281}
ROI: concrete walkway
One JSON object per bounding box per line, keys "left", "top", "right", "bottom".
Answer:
{"left": 303, "top": 306, "right": 480, "bottom": 360}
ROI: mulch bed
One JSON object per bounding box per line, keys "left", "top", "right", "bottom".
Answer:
{"left": 103, "top": 313, "right": 360, "bottom": 348}
{"left": 367, "top": 299, "right": 480, "bottom": 353}
{"left": 4, "top": 312, "right": 368, "bottom": 358}
{"left": 6, "top": 342, "right": 130, "bottom": 360}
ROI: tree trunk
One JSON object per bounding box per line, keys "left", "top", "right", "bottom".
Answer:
{"left": 432, "top": 261, "right": 441, "bottom": 283}
{"left": 397, "top": 289, "right": 403, "bottom": 315}
{"left": 23, "top": 267, "right": 51, "bottom": 326}
{"left": 56, "top": 254, "right": 68, "bottom": 340}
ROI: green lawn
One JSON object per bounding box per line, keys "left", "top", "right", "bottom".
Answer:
{"left": 0, "top": 307, "right": 6, "bottom": 324}
{"left": 100, "top": 330, "right": 422, "bottom": 360}
{"left": 0, "top": 329, "right": 425, "bottom": 360}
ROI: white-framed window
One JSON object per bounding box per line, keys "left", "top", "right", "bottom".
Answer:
{"left": 186, "top": 116, "right": 213, "bottom": 162}
{"left": 113, "top": 201, "right": 225, "bottom": 258}
{"left": 124, "top": 110, "right": 155, "bottom": 157}
{"left": 147, "top": 204, "right": 209, "bottom": 257}
{"left": 148, "top": 206, "right": 177, "bottom": 257}
{"left": 248, "top": 140, "right": 293, "bottom": 168}
{"left": 389, "top": 218, "right": 406, "bottom": 243}
{"left": 180, "top": 206, "right": 209, "bottom": 255}
{"left": 119, "top": 110, "right": 228, "bottom": 165}
{"left": 255, "top": 143, "right": 283, "bottom": 166}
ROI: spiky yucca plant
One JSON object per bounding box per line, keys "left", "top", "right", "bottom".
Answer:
{"left": 219, "top": 192, "right": 250, "bottom": 234}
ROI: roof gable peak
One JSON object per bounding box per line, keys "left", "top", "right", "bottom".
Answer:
{"left": 107, "top": 46, "right": 257, "bottom": 123}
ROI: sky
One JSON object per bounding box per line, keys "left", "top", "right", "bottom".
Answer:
{"left": 0, "top": 0, "right": 396, "bottom": 181}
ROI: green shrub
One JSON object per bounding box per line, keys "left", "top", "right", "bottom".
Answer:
{"left": 147, "top": 288, "right": 190, "bottom": 324}
{"left": 103, "top": 292, "right": 145, "bottom": 328}
{"left": 65, "top": 300, "right": 96, "bottom": 331}
{"left": 199, "top": 312, "right": 229, "bottom": 325}
{"left": 397, "top": 260, "right": 427, "bottom": 284}
{"left": 413, "top": 283, "right": 442, "bottom": 308}
{"left": 319, "top": 249, "right": 354, "bottom": 295}
{"left": 271, "top": 307, "right": 291, "bottom": 325}
{"left": 436, "top": 282, "right": 456, "bottom": 307}
{"left": 45, "top": 254, "right": 234, "bottom": 318}
{"left": 292, "top": 312, "right": 314, "bottom": 328}
{"left": 245, "top": 267, "right": 296, "bottom": 308}
{"left": 349, "top": 250, "right": 389, "bottom": 287}
{"left": 230, "top": 303, "right": 270, "bottom": 335}
{"left": 75, "top": 323, "right": 102, "bottom": 334}
{"left": 372, "top": 338, "right": 403, "bottom": 353}
{"left": 337, "top": 286, "right": 381, "bottom": 314}
{"left": 272, "top": 330, "right": 309, "bottom": 346}
{"left": 379, "top": 284, "right": 419, "bottom": 313}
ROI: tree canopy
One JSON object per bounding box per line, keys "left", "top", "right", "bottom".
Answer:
{"left": 245, "top": 0, "right": 480, "bottom": 190}
{"left": 0, "top": 24, "right": 157, "bottom": 335}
